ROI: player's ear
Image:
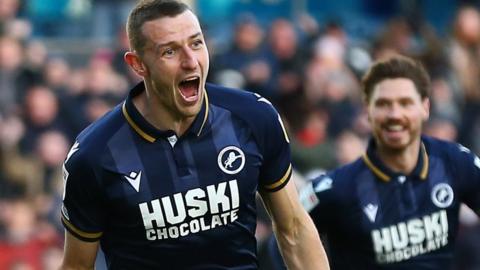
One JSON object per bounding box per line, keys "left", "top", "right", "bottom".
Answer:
{"left": 363, "top": 105, "right": 372, "bottom": 123}
{"left": 422, "top": 97, "right": 430, "bottom": 121}
{"left": 124, "top": 51, "right": 148, "bottom": 77}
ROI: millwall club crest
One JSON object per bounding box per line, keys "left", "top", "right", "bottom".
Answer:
{"left": 431, "top": 183, "right": 454, "bottom": 208}
{"left": 218, "top": 146, "right": 245, "bottom": 175}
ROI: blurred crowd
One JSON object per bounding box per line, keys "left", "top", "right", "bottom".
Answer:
{"left": 1, "top": 0, "right": 480, "bottom": 269}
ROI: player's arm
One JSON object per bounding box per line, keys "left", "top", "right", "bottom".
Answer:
{"left": 259, "top": 180, "right": 330, "bottom": 270}
{"left": 60, "top": 231, "right": 99, "bottom": 270}
{"left": 60, "top": 140, "right": 105, "bottom": 270}
{"left": 252, "top": 94, "right": 328, "bottom": 269}
{"left": 455, "top": 144, "right": 480, "bottom": 217}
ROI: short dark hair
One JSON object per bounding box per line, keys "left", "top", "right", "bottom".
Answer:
{"left": 361, "top": 55, "right": 430, "bottom": 103}
{"left": 126, "top": 0, "right": 191, "bottom": 54}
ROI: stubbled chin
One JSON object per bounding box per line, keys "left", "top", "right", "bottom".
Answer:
{"left": 176, "top": 90, "right": 203, "bottom": 116}
{"left": 373, "top": 130, "right": 404, "bottom": 147}
{"left": 381, "top": 135, "right": 410, "bottom": 150}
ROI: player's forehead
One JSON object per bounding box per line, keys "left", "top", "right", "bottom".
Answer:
{"left": 141, "top": 10, "right": 203, "bottom": 45}
{"left": 370, "top": 78, "right": 421, "bottom": 102}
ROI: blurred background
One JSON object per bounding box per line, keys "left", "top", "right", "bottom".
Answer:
{"left": 1, "top": 0, "right": 480, "bottom": 269}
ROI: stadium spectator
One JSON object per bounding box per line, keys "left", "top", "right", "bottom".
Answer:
{"left": 90, "top": 0, "right": 135, "bottom": 43}
{"left": 448, "top": 6, "right": 480, "bottom": 154}
{"left": 20, "top": 85, "right": 72, "bottom": 153}
{"left": 266, "top": 19, "right": 305, "bottom": 98}
{"left": 289, "top": 106, "right": 336, "bottom": 174}
{"left": 212, "top": 13, "right": 272, "bottom": 96}
{"left": 333, "top": 130, "right": 366, "bottom": 166}
{"left": 0, "top": 199, "right": 61, "bottom": 270}
{"left": 0, "top": 35, "right": 24, "bottom": 115}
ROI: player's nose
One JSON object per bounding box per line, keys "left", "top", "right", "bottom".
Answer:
{"left": 181, "top": 47, "right": 198, "bottom": 70}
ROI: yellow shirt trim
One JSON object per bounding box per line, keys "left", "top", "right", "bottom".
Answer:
{"left": 362, "top": 154, "right": 390, "bottom": 182}
{"left": 263, "top": 164, "right": 292, "bottom": 190}
{"left": 362, "top": 142, "right": 429, "bottom": 182}
{"left": 420, "top": 143, "right": 429, "bottom": 180}
{"left": 122, "top": 102, "right": 156, "bottom": 143}
{"left": 62, "top": 215, "right": 103, "bottom": 239}
{"left": 197, "top": 91, "right": 209, "bottom": 136}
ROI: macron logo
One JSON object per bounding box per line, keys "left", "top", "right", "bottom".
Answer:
{"left": 363, "top": 203, "right": 378, "bottom": 223}
{"left": 125, "top": 171, "right": 142, "bottom": 192}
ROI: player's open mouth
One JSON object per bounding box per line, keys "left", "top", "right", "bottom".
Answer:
{"left": 178, "top": 76, "right": 200, "bottom": 103}
{"left": 382, "top": 123, "right": 408, "bottom": 140}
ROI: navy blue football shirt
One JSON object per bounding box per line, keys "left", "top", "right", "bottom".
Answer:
{"left": 301, "top": 136, "right": 480, "bottom": 270}
{"left": 61, "top": 82, "right": 292, "bottom": 269}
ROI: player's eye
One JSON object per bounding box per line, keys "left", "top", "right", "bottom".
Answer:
{"left": 399, "top": 99, "right": 414, "bottom": 107}
{"left": 162, "top": 48, "right": 176, "bottom": 57}
{"left": 375, "top": 99, "right": 389, "bottom": 108}
{"left": 191, "top": 39, "right": 204, "bottom": 49}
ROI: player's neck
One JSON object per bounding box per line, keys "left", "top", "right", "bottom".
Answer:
{"left": 376, "top": 139, "right": 421, "bottom": 175}
{"left": 133, "top": 92, "right": 194, "bottom": 136}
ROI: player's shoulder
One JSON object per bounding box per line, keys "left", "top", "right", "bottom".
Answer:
{"left": 68, "top": 103, "right": 124, "bottom": 165}
{"left": 302, "top": 159, "right": 365, "bottom": 213}
{"left": 423, "top": 135, "right": 472, "bottom": 162}
{"left": 206, "top": 83, "right": 278, "bottom": 123}
{"left": 331, "top": 158, "right": 367, "bottom": 184}
{"left": 206, "top": 83, "right": 262, "bottom": 105}
{"left": 311, "top": 158, "right": 365, "bottom": 194}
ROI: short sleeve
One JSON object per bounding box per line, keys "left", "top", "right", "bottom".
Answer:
{"left": 61, "top": 141, "right": 106, "bottom": 242}
{"left": 454, "top": 144, "right": 480, "bottom": 214}
{"left": 256, "top": 99, "right": 292, "bottom": 192}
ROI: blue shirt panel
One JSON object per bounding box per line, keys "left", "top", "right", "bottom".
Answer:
{"left": 61, "top": 83, "right": 291, "bottom": 269}
{"left": 306, "top": 136, "right": 480, "bottom": 270}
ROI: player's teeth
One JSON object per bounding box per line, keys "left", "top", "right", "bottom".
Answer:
{"left": 387, "top": 125, "right": 403, "bottom": 131}
{"left": 183, "top": 77, "right": 198, "bottom": 82}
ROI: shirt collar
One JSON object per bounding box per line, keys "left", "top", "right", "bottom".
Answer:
{"left": 122, "top": 82, "right": 210, "bottom": 143}
{"left": 362, "top": 137, "right": 429, "bottom": 182}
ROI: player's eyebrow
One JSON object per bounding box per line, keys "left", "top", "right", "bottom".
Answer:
{"left": 189, "top": 32, "right": 203, "bottom": 40}
{"left": 154, "top": 32, "right": 203, "bottom": 52}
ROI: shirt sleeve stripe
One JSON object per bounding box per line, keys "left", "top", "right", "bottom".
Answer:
{"left": 261, "top": 163, "right": 292, "bottom": 192}
{"left": 61, "top": 215, "right": 103, "bottom": 242}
